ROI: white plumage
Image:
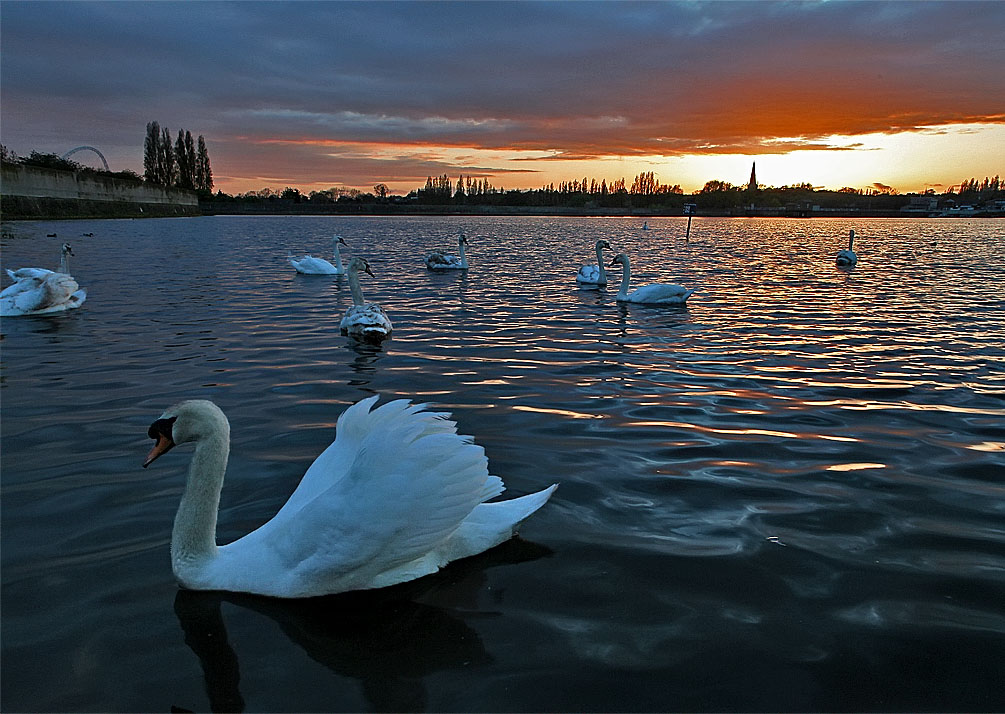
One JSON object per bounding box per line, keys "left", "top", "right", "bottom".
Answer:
{"left": 289, "top": 235, "right": 347, "bottom": 275}
{"left": 576, "top": 239, "right": 613, "bottom": 286}
{"left": 836, "top": 230, "right": 858, "bottom": 267}
{"left": 425, "top": 232, "right": 469, "bottom": 270}
{"left": 339, "top": 256, "right": 392, "bottom": 343}
{"left": 1, "top": 243, "right": 87, "bottom": 317}
{"left": 143, "top": 397, "right": 558, "bottom": 598}
{"left": 609, "top": 253, "right": 693, "bottom": 305}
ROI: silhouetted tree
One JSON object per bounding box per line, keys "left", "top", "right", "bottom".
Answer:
{"left": 144, "top": 121, "right": 161, "bottom": 182}
{"left": 196, "top": 135, "right": 213, "bottom": 192}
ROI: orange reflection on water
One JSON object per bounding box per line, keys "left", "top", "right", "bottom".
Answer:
{"left": 626, "top": 419, "right": 857, "bottom": 442}
{"left": 825, "top": 463, "right": 887, "bottom": 472}
{"left": 511, "top": 405, "right": 604, "bottom": 420}
{"left": 966, "top": 442, "right": 1005, "bottom": 453}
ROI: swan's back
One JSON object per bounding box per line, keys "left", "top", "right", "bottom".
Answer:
{"left": 576, "top": 264, "right": 605, "bottom": 284}
{"left": 836, "top": 249, "right": 857, "bottom": 266}
{"left": 290, "top": 255, "right": 339, "bottom": 274}
{"left": 625, "top": 283, "right": 693, "bottom": 304}
{"left": 0, "top": 273, "right": 86, "bottom": 316}
{"left": 216, "top": 398, "right": 533, "bottom": 597}
{"left": 424, "top": 251, "right": 464, "bottom": 269}
{"left": 340, "top": 303, "right": 392, "bottom": 342}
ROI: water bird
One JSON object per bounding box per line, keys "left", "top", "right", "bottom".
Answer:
{"left": 46, "top": 233, "right": 57, "bottom": 237}
{"left": 836, "top": 230, "right": 858, "bottom": 267}
{"left": 642, "top": 221, "right": 649, "bottom": 230}
{"left": 576, "top": 239, "right": 614, "bottom": 286}
{"left": 609, "top": 253, "right": 693, "bottom": 305}
{"left": 142, "top": 397, "right": 558, "bottom": 597}
{"left": 82, "top": 232, "right": 94, "bottom": 237}
{"left": 424, "top": 232, "right": 469, "bottom": 270}
{"left": 1, "top": 243, "right": 87, "bottom": 316}
{"left": 340, "top": 256, "right": 392, "bottom": 343}
{"left": 289, "top": 235, "right": 348, "bottom": 275}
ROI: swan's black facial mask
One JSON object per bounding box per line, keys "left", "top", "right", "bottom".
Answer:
{"left": 143, "top": 416, "right": 177, "bottom": 468}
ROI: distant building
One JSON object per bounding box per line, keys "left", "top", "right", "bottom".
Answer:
{"left": 748, "top": 162, "right": 757, "bottom": 191}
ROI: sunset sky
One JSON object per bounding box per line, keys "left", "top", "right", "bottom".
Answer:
{"left": 2, "top": 1, "right": 1003, "bottom": 196}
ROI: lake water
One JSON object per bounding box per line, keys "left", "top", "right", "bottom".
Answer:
{"left": 1, "top": 215, "right": 1003, "bottom": 712}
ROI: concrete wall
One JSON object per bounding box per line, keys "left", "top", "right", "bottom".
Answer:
{"left": 2, "top": 164, "right": 198, "bottom": 205}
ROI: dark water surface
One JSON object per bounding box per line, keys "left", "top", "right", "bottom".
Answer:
{"left": 2, "top": 216, "right": 1003, "bottom": 712}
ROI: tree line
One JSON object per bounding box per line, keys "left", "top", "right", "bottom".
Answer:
{"left": 143, "top": 121, "right": 213, "bottom": 193}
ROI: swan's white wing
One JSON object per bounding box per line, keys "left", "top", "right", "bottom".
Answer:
{"left": 425, "top": 251, "right": 462, "bottom": 268}
{"left": 1, "top": 275, "right": 44, "bottom": 299}
{"left": 229, "top": 398, "right": 503, "bottom": 593}
{"left": 291, "top": 255, "right": 338, "bottom": 274}
{"left": 340, "top": 304, "right": 393, "bottom": 334}
{"left": 6, "top": 267, "right": 54, "bottom": 281}
{"left": 576, "top": 264, "right": 602, "bottom": 282}
{"left": 628, "top": 283, "right": 693, "bottom": 304}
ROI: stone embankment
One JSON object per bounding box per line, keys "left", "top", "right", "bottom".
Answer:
{"left": 1, "top": 164, "right": 199, "bottom": 219}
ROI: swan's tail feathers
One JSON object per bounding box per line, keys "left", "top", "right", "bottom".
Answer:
{"left": 475, "top": 483, "right": 558, "bottom": 533}
{"left": 682, "top": 288, "right": 695, "bottom": 301}
{"left": 70, "top": 288, "right": 87, "bottom": 307}
{"left": 5, "top": 269, "right": 16, "bottom": 281}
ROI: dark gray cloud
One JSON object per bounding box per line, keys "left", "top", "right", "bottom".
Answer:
{"left": 2, "top": 1, "right": 1002, "bottom": 189}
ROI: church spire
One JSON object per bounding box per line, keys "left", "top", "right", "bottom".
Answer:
{"left": 748, "top": 162, "right": 757, "bottom": 190}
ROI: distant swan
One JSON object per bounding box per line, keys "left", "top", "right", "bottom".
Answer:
{"left": 142, "top": 397, "right": 558, "bottom": 597}
{"left": 836, "top": 230, "right": 858, "bottom": 267}
{"left": 425, "top": 232, "right": 469, "bottom": 270}
{"left": 340, "top": 256, "right": 392, "bottom": 343}
{"left": 1, "top": 243, "right": 87, "bottom": 316}
{"left": 609, "top": 253, "right": 693, "bottom": 305}
{"left": 576, "top": 239, "right": 613, "bottom": 286}
{"left": 290, "top": 235, "right": 347, "bottom": 275}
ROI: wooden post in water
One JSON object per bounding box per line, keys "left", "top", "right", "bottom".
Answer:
{"left": 683, "top": 203, "right": 697, "bottom": 243}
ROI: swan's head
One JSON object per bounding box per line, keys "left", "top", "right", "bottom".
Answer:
{"left": 349, "top": 256, "right": 375, "bottom": 278}
{"left": 596, "top": 239, "right": 612, "bottom": 251}
{"left": 335, "top": 235, "right": 347, "bottom": 246}
{"left": 62, "top": 243, "right": 74, "bottom": 257}
{"left": 143, "top": 400, "right": 229, "bottom": 468}
{"left": 459, "top": 232, "right": 469, "bottom": 245}
{"left": 609, "top": 253, "right": 629, "bottom": 268}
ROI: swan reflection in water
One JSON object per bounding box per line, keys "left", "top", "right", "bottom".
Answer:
{"left": 344, "top": 339, "right": 386, "bottom": 388}
{"left": 172, "top": 537, "right": 552, "bottom": 713}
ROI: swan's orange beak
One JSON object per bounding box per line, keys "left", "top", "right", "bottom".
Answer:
{"left": 143, "top": 433, "right": 175, "bottom": 468}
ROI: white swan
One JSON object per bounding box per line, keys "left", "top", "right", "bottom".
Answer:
{"left": 425, "top": 232, "right": 469, "bottom": 270}
{"left": 289, "top": 235, "right": 347, "bottom": 275}
{"left": 1, "top": 243, "right": 87, "bottom": 317}
{"left": 142, "top": 397, "right": 558, "bottom": 598}
{"left": 609, "top": 253, "right": 693, "bottom": 305}
{"left": 575, "top": 239, "right": 613, "bottom": 286}
{"left": 836, "top": 229, "right": 858, "bottom": 267}
{"left": 339, "top": 256, "right": 393, "bottom": 343}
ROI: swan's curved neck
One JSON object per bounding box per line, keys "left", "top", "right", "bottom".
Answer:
{"left": 172, "top": 431, "right": 229, "bottom": 568}
{"left": 617, "top": 257, "right": 631, "bottom": 296}
{"left": 333, "top": 240, "right": 344, "bottom": 271}
{"left": 458, "top": 236, "right": 468, "bottom": 267}
{"left": 595, "top": 243, "right": 607, "bottom": 281}
{"left": 848, "top": 231, "right": 855, "bottom": 250}
{"left": 348, "top": 267, "right": 366, "bottom": 305}
{"left": 59, "top": 251, "right": 70, "bottom": 274}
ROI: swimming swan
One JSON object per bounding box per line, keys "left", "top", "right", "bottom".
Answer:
{"left": 143, "top": 397, "right": 558, "bottom": 597}
{"left": 1, "top": 243, "right": 87, "bottom": 316}
{"left": 340, "top": 256, "right": 392, "bottom": 343}
{"left": 290, "top": 235, "right": 347, "bottom": 275}
{"left": 609, "top": 253, "right": 693, "bottom": 305}
{"left": 836, "top": 230, "right": 858, "bottom": 267}
{"left": 576, "top": 239, "right": 613, "bottom": 286}
{"left": 425, "top": 232, "right": 469, "bottom": 270}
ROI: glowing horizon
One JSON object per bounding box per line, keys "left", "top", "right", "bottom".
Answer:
{"left": 1, "top": 2, "right": 1002, "bottom": 198}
